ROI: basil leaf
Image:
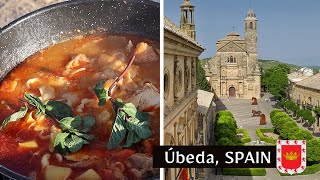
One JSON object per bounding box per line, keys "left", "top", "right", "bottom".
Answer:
{"left": 74, "top": 132, "right": 94, "bottom": 141}
{"left": 59, "top": 116, "right": 82, "bottom": 131}
{"left": 126, "top": 117, "right": 152, "bottom": 139}
{"left": 82, "top": 116, "right": 95, "bottom": 133}
{"left": 107, "top": 111, "right": 127, "bottom": 149}
{"left": 123, "top": 130, "right": 141, "bottom": 148}
{"left": 44, "top": 100, "right": 73, "bottom": 120}
{"left": 94, "top": 80, "right": 109, "bottom": 106}
{"left": 122, "top": 103, "right": 149, "bottom": 121}
{"left": 53, "top": 132, "right": 70, "bottom": 155}
{"left": 24, "top": 93, "right": 46, "bottom": 115}
{"left": 0, "top": 106, "right": 28, "bottom": 129}
{"left": 66, "top": 134, "right": 87, "bottom": 153}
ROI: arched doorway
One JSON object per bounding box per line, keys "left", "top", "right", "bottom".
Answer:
{"left": 229, "top": 87, "right": 236, "bottom": 98}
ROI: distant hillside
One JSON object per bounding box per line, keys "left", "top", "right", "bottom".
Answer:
{"left": 200, "top": 58, "right": 320, "bottom": 73}
{"left": 200, "top": 57, "right": 210, "bottom": 66}
{"left": 258, "top": 59, "right": 301, "bottom": 71}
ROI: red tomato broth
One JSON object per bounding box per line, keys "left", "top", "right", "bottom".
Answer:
{"left": 0, "top": 34, "right": 160, "bottom": 179}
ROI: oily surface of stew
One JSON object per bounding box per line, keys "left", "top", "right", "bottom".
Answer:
{"left": 0, "top": 35, "right": 160, "bottom": 180}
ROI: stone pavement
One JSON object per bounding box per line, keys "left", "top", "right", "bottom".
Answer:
{"left": 215, "top": 93, "right": 274, "bottom": 141}
{"left": 206, "top": 93, "right": 320, "bottom": 179}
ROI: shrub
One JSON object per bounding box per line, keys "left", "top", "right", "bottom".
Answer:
{"left": 237, "top": 128, "right": 251, "bottom": 143}
{"left": 217, "top": 110, "right": 234, "bottom": 119}
{"left": 280, "top": 163, "right": 320, "bottom": 176}
{"left": 278, "top": 121, "right": 298, "bottom": 139}
{"left": 215, "top": 124, "right": 237, "bottom": 140}
{"left": 276, "top": 117, "right": 295, "bottom": 134}
{"left": 223, "top": 168, "right": 266, "bottom": 176}
{"left": 217, "top": 137, "right": 238, "bottom": 146}
{"left": 215, "top": 116, "right": 237, "bottom": 129}
{"left": 271, "top": 111, "right": 289, "bottom": 127}
{"left": 307, "top": 138, "right": 320, "bottom": 163}
{"left": 270, "top": 109, "right": 283, "bottom": 119}
{"left": 256, "top": 128, "right": 277, "bottom": 144}
{"left": 214, "top": 110, "right": 242, "bottom": 146}
{"left": 290, "top": 129, "right": 313, "bottom": 140}
{"left": 284, "top": 126, "right": 300, "bottom": 140}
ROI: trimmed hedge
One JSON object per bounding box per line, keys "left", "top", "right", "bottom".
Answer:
{"left": 270, "top": 110, "right": 313, "bottom": 140}
{"left": 223, "top": 168, "right": 266, "bottom": 176}
{"left": 255, "top": 128, "right": 277, "bottom": 145}
{"left": 280, "top": 163, "right": 320, "bottom": 176}
{"left": 237, "top": 128, "right": 251, "bottom": 143}
{"left": 214, "top": 110, "right": 242, "bottom": 146}
{"left": 270, "top": 109, "right": 320, "bottom": 164}
{"left": 217, "top": 110, "right": 234, "bottom": 119}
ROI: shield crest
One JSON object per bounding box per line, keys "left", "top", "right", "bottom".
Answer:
{"left": 276, "top": 140, "right": 306, "bottom": 175}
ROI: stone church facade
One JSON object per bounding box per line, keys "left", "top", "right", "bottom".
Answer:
{"left": 204, "top": 9, "right": 261, "bottom": 99}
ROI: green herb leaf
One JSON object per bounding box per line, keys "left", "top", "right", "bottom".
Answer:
{"left": 59, "top": 116, "right": 82, "bottom": 131}
{"left": 44, "top": 100, "right": 73, "bottom": 120}
{"left": 107, "top": 111, "right": 127, "bottom": 150}
{"left": 53, "top": 132, "right": 70, "bottom": 155}
{"left": 66, "top": 134, "right": 88, "bottom": 153}
{"left": 122, "top": 103, "right": 149, "bottom": 121}
{"left": 0, "top": 106, "right": 28, "bottom": 129}
{"left": 24, "top": 93, "right": 46, "bottom": 115}
{"left": 74, "top": 131, "right": 94, "bottom": 141}
{"left": 126, "top": 117, "right": 152, "bottom": 139}
{"left": 123, "top": 130, "right": 141, "bottom": 148}
{"left": 82, "top": 116, "right": 95, "bottom": 133}
{"left": 94, "top": 80, "right": 109, "bottom": 106}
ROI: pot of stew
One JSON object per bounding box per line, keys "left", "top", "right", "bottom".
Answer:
{"left": 0, "top": 0, "right": 160, "bottom": 179}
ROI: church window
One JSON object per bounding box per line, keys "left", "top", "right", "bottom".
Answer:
{"left": 249, "top": 22, "right": 253, "bottom": 29}
{"left": 228, "top": 56, "right": 236, "bottom": 63}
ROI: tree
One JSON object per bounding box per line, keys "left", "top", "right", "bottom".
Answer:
{"left": 197, "top": 59, "right": 211, "bottom": 91}
{"left": 261, "top": 64, "right": 289, "bottom": 100}
{"left": 301, "top": 109, "right": 315, "bottom": 126}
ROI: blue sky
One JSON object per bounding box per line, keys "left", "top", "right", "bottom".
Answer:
{"left": 164, "top": 0, "right": 320, "bottom": 66}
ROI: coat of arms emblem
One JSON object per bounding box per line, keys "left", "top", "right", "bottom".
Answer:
{"left": 276, "top": 140, "right": 306, "bottom": 175}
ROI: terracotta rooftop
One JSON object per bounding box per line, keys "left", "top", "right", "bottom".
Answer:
{"left": 296, "top": 73, "right": 320, "bottom": 90}
{"left": 197, "top": 90, "right": 215, "bottom": 115}
{"left": 164, "top": 16, "right": 203, "bottom": 49}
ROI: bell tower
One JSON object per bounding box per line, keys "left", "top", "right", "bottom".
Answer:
{"left": 245, "top": 9, "right": 257, "bottom": 54}
{"left": 180, "top": 0, "right": 196, "bottom": 40}
{"left": 245, "top": 9, "right": 258, "bottom": 75}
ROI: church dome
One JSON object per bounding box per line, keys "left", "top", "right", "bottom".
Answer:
{"left": 218, "top": 32, "right": 244, "bottom": 41}
{"left": 228, "top": 32, "right": 240, "bottom": 36}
